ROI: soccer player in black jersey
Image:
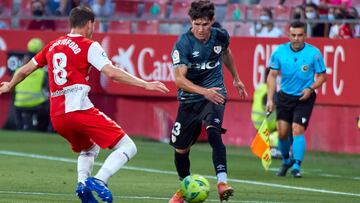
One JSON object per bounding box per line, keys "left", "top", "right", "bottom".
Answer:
{"left": 168, "top": 1, "right": 247, "bottom": 202}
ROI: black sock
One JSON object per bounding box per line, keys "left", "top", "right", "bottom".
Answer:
{"left": 207, "top": 127, "right": 227, "bottom": 174}
{"left": 174, "top": 150, "right": 190, "bottom": 180}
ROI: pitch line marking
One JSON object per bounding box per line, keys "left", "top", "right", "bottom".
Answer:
{"left": 0, "top": 190, "right": 282, "bottom": 203}
{"left": 0, "top": 150, "right": 359, "bottom": 198}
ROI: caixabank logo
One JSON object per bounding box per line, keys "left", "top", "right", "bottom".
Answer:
{"left": 110, "top": 44, "right": 174, "bottom": 82}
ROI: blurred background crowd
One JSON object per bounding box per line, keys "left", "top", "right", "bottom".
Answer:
{"left": 0, "top": 0, "right": 359, "bottom": 38}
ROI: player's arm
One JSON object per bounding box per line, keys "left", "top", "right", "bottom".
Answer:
{"left": 0, "top": 60, "right": 38, "bottom": 95}
{"left": 89, "top": 41, "right": 168, "bottom": 93}
{"left": 223, "top": 47, "right": 248, "bottom": 99}
{"left": 312, "top": 72, "right": 327, "bottom": 89}
{"left": 174, "top": 65, "right": 225, "bottom": 105}
{"left": 299, "top": 72, "right": 327, "bottom": 101}
{"left": 101, "top": 64, "right": 169, "bottom": 93}
{"left": 266, "top": 69, "right": 278, "bottom": 113}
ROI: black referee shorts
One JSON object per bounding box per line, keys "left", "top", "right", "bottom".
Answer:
{"left": 276, "top": 91, "right": 316, "bottom": 129}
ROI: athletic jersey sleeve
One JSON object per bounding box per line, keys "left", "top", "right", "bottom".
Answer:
{"left": 32, "top": 43, "right": 50, "bottom": 67}
{"left": 268, "top": 46, "right": 280, "bottom": 70}
{"left": 171, "top": 35, "right": 190, "bottom": 68}
{"left": 313, "top": 49, "right": 326, "bottom": 74}
{"left": 88, "top": 42, "right": 112, "bottom": 71}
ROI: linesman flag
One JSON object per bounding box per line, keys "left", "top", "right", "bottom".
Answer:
{"left": 250, "top": 117, "right": 272, "bottom": 170}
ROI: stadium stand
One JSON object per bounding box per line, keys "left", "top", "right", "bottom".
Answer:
{"left": 18, "top": 0, "right": 32, "bottom": 16}
{"left": 169, "top": 1, "right": 191, "bottom": 20}
{"left": 0, "top": 0, "right": 12, "bottom": 16}
{"left": 113, "top": 0, "right": 139, "bottom": 18}
{"left": 353, "top": 0, "right": 360, "bottom": 10}
{"left": 222, "top": 21, "right": 252, "bottom": 36}
{"left": 142, "top": 0, "right": 168, "bottom": 19}
{"left": 249, "top": 4, "right": 292, "bottom": 21}
{"left": 257, "top": 0, "right": 280, "bottom": 8}
{"left": 108, "top": 20, "right": 132, "bottom": 34}
{"left": 0, "top": 17, "right": 11, "bottom": 29}
{"left": 250, "top": 5, "right": 262, "bottom": 20}
{"left": 213, "top": 0, "right": 229, "bottom": 5}
{"left": 53, "top": 19, "right": 69, "bottom": 32}
{"left": 133, "top": 19, "right": 159, "bottom": 34}
{"left": 273, "top": 6, "right": 292, "bottom": 20}
{"left": 159, "top": 21, "right": 186, "bottom": 35}
{"left": 17, "top": 18, "right": 32, "bottom": 30}
{"left": 0, "top": 0, "right": 357, "bottom": 37}
{"left": 283, "top": 0, "right": 302, "bottom": 7}
{"left": 222, "top": 21, "right": 238, "bottom": 35}
{"left": 224, "top": 3, "right": 248, "bottom": 20}
{"left": 278, "top": 22, "right": 289, "bottom": 35}
{"left": 54, "top": 19, "right": 102, "bottom": 33}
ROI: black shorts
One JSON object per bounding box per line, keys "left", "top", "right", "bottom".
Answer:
{"left": 276, "top": 91, "right": 316, "bottom": 129}
{"left": 170, "top": 100, "right": 225, "bottom": 149}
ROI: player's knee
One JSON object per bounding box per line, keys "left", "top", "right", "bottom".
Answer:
{"left": 80, "top": 144, "right": 100, "bottom": 158}
{"left": 292, "top": 123, "right": 305, "bottom": 135}
{"left": 114, "top": 134, "right": 137, "bottom": 160}
{"left": 127, "top": 137, "right": 137, "bottom": 159}
{"left": 175, "top": 148, "right": 190, "bottom": 154}
{"left": 206, "top": 126, "right": 225, "bottom": 149}
{"left": 206, "top": 125, "right": 221, "bottom": 137}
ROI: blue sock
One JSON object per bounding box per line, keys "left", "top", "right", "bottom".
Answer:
{"left": 292, "top": 134, "right": 306, "bottom": 170}
{"left": 278, "top": 137, "right": 291, "bottom": 165}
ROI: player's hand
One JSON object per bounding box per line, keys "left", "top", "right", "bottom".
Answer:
{"left": 0, "top": 82, "right": 11, "bottom": 95}
{"left": 299, "top": 88, "right": 312, "bottom": 101}
{"left": 144, "top": 81, "right": 169, "bottom": 93}
{"left": 266, "top": 100, "right": 274, "bottom": 113}
{"left": 204, "top": 87, "right": 225, "bottom": 105}
{"left": 233, "top": 79, "right": 248, "bottom": 99}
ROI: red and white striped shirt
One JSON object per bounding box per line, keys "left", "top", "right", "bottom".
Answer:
{"left": 33, "top": 34, "right": 111, "bottom": 117}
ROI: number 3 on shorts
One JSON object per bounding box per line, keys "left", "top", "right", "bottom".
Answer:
{"left": 53, "top": 53, "right": 68, "bottom": 85}
{"left": 172, "top": 122, "right": 181, "bottom": 137}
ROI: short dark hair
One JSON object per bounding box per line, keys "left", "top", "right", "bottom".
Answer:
{"left": 289, "top": 21, "right": 306, "bottom": 32}
{"left": 188, "top": 0, "right": 215, "bottom": 21}
{"left": 69, "top": 6, "right": 95, "bottom": 28}
{"left": 262, "top": 7, "right": 273, "bottom": 19}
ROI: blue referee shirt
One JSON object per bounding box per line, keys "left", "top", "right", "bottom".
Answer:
{"left": 268, "top": 42, "right": 326, "bottom": 96}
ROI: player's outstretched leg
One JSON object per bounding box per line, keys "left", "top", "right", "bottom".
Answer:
{"left": 86, "top": 135, "right": 137, "bottom": 203}
{"left": 75, "top": 182, "right": 99, "bottom": 203}
{"left": 206, "top": 126, "right": 234, "bottom": 201}
{"left": 217, "top": 182, "right": 234, "bottom": 202}
{"left": 169, "top": 189, "right": 185, "bottom": 203}
{"left": 85, "top": 177, "right": 112, "bottom": 203}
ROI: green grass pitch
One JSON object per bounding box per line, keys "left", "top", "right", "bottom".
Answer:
{"left": 0, "top": 130, "right": 359, "bottom": 202}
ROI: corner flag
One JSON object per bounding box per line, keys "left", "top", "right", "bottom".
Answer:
{"left": 250, "top": 117, "right": 272, "bottom": 170}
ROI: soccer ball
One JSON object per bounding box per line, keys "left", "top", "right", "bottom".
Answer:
{"left": 27, "top": 38, "right": 44, "bottom": 53}
{"left": 180, "top": 174, "right": 210, "bottom": 203}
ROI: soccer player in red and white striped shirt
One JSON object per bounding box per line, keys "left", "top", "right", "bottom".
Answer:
{"left": 0, "top": 6, "right": 169, "bottom": 203}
